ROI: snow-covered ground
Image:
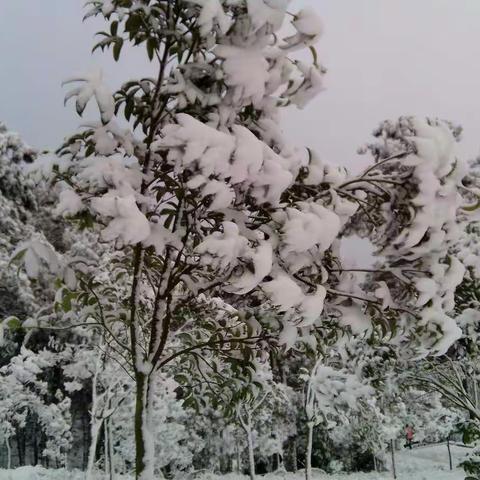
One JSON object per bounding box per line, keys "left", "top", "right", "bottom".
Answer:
{"left": 0, "top": 444, "right": 470, "bottom": 480}
{"left": 198, "top": 445, "right": 469, "bottom": 480}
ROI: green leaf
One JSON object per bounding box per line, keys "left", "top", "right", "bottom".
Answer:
{"left": 463, "top": 199, "right": 480, "bottom": 212}
{"left": 85, "top": 144, "right": 95, "bottom": 157}
{"left": 124, "top": 98, "right": 134, "bottom": 121}
{"left": 110, "top": 20, "right": 118, "bottom": 37}
{"left": 309, "top": 46, "right": 319, "bottom": 67}
{"left": 125, "top": 14, "right": 142, "bottom": 33}
{"left": 62, "top": 291, "right": 73, "bottom": 313}
{"left": 146, "top": 38, "right": 156, "bottom": 61}
{"left": 113, "top": 38, "right": 123, "bottom": 61}
{"left": 6, "top": 317, "right": 22, "bottom": 331}
{"left": 78, "top": 210, "right": 95, "bottom": 230}
{"left": 8, "top": 248, "right": 27, "bottom": 266}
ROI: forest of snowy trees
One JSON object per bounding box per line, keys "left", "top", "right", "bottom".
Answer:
{"left": 2, "top": 1, "right": 480, "bottom": 480}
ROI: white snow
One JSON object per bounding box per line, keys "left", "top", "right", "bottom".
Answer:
{"left": 54, "top": 188, "right": 84, "bottom": 217}
{"left": 262, "top": 273, "right": 304, "bottom": 311}
{"left": 201, "top": 179, "right": 235, "bottom": 210}
{"left": 285, "top": 62, "right": 325, "bottom": 109}
{"left": 227, "top": 242, "right": 273, "bottom": 295}
{"left": 216, "top": 45, "right": 270, "bottom": 105}
{"left": 299, "top": 286, "right": 327, "bottom": 327}
{"left": 336, "top": 305, "right": 372, "bottom": 335}
{"left": 416, "top": 308, "right": 462, "bottom": 357}
{"left": 230, "top": 126, "right": 264, "bottom": 184}
{"left": 4, "top": 435, "right": 468, "bottom": 480}
{"left": 143, "top": 221, "right": 182, "bottom": 255}
{"left": 91, "top": 194, "right": 150, "bottom": 245}
{"left": 63, "top": 68, "right": 114, "bottom": 125}
{"left": 195, "top": 221, "right": 248, "bottom": 269}
{"left": 246, "top": 0, "right": 288, "bottom": 32}
{"left": 187, "top": 0, "right": 231, "bottom": 37}
{"left": 11, "top": 238, "right": 61, "bottom": 279}
{"left": 374, "top": 281, "right": 394, "bottom": 310}
{"left": 293, "top": 8, "right": 324, "bottom": 38}
{"left": 195, "top": 444, "right": 469, "bottom": 479}
{"left": 281, "top": 204, "right": 341, "bottom": 255}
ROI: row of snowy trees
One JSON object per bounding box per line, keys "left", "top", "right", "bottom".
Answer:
{"left": 2, "top": 1, "right": 480, "bottom": 479}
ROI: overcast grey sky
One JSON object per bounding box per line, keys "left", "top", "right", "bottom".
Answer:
{"left": 2, "top": 1, "right": 480, "bottom": 172}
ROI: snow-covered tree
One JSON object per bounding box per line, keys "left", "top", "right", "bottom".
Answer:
{"left": 6, "top": 2, "right": 472, "bottom": 479}
{"left": 230, "top": 361, "right": 295, "bottom": 479}
{"left": 14, "top": 3, "right": 327, "bottom": 476}
{"left": 0, "top": 123, "right": 39, "bottom": 352}
{"left": 302, "top": 355, "right": 373, "bottom": 480}
{"left": 0, "top": 346, "right": 73, "bottom": 466}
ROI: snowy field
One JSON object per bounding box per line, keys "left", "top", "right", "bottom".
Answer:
{"left": 0, "top": 444, "right": 470, "bottom": 480}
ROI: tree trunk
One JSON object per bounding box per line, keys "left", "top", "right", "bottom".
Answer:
{"left": 86, "top": 419, "right": 103, "bottom": 479}
{"left": 104, "top": 420, "right": 109, "bottom": 477}
{"left": 474, "top": 380, "right": 479, "bottom": 410}
{"left": 292, "top": 438, "right": 298, "bottom": 473}
{"left": 108, "top": 419, "right": 115, "bottom": 480}
{"left": 134, "top": 372, "right": 155, "bottom": 480}
{"left": 305, "top": 422, "right": 314, "bottom": 480}
{"left": 33, "top": 420, "right": 39, "bottom": 466}
{"left": 101, "top": 415, "right": 115, "bottom": 480}
{"left": 275, "top": 450, "right": 285, "bottom": 472}
{"left": 236, "top": 445, "right": 241, "bottom": 473}
{"left": 87, "top": 350, "right": 103, "bottom": 479}
{"left": 244, "top": 414, "right": 256, "bottom": 480}
{"left": 83, "top": 409, "right": 90, "bottom": 470}
{"left": 16, "top": 430, "right": 25, "bottom": 466}
{"left": 390, "top": 440, "right": 397, "bottom": 480}
{"left": 6, "top": 437, "right": 11, "bottom": 470}
{"left": 447, "top": 436, "right": 452, "bottom": 471}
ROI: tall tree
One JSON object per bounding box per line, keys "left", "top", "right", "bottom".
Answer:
{"left": 8, "top": 3, "right": 470, "bottom": 480}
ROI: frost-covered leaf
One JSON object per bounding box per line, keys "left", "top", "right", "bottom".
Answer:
{"left": 91, "top": 194, "right": 151, "bottom": 245}
{"left": 11, "top": 238, "right": 61, "bottom": 279}
{"left": 63, "top": 69, "right": 114, "bottom": 124}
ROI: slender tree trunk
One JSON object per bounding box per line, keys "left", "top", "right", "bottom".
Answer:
{"left": 87, "top": 349, "right": 103, "bottom": 479}
{"left": 135, "top": 372, "right": 147, "bottom": 479}
{"left": 16, "top": 430, "right": 25, "bottom": 466}
{"left": 275, "top": 450, "right": 285, "bottom": 472}
{"left": 245, "top": 414, "right": 256, "bottom": 480}
{"left": 474, "top": 380, "right": 479, "bottom": 410}
{"left": 108, "top": 419, "right": 115, "bottom": 480}
{"left": 103, "top": 420, "right": 110, "bottom": 478}
{"left": 87, "top": 419, "right": 103, "bottom": 479}
{"left": 134, "top": 372, "right": 155, "bottom": 480}
{"left": 33, "top": 420, "right": 39, "bottom": 465}
{"left": 236, "top": 445, "right": 241, "bottom": 473}
{"left": 447, "top": 436, "right": 452, "bottom": 471}
{"left": 83, "top": 410, "right": 90, "bottom": 470}
{"left": 292, "top": 438, "right": 298, "bottom": 473}
{"left": 6, "top": 437, "right": 11, "bottom": 470}
{"left": 390, "top": 440, "right": 397, "bottom": 480}
{"left": 305, "top": 422, "right": 314, "bottom": 480}
{"left": 102, "top": 415, "right": 116, "bottom": 479}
